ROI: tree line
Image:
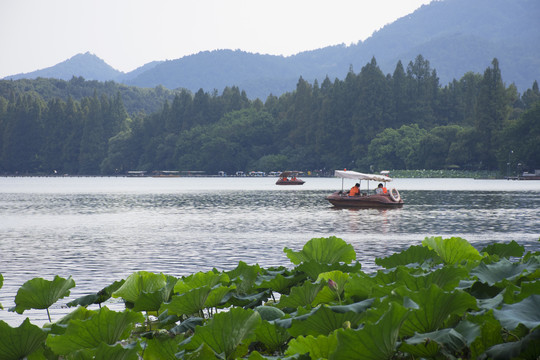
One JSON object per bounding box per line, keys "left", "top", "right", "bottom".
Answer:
{"left": 0, "top": 55, "right": 539, "bottom": 176}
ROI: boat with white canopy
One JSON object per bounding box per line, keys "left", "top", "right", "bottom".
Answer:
{"left": 326, "top": 170, "right": 403, "bottom": 207}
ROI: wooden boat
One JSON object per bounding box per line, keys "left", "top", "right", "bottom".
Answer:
{"left": 276, "top": 171, "right": 305, "bottom": 185}
{"left": 326, "top": 170, "right": 403, "bottom": 207}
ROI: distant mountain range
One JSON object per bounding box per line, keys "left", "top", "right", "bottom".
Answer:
{"left": 4, "top": 0, "right": 539, "bottom": 99}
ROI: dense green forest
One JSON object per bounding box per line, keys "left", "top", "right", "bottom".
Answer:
{"left": 0, "top": 56, "right": 539, "bottom": 176}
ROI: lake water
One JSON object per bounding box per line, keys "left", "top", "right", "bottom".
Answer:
{"left": 1, "top": 176, "right": 539, "bottom": 326}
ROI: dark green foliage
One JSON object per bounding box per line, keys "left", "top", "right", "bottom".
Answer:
{"left": 2, "top": 236, "right": 540, "bottom": 358}
{"left": 0, "top": 56, "right": 538, "bottom": 175}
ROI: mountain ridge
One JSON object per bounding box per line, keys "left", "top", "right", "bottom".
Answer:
{"left": 4, "top": 0, "right": 539, "bottom": 99}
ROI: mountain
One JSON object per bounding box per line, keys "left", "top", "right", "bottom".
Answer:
{"left": 5, "top": 52, "right": 123, "bottom": 82}
{"left": 4, "top": 0, "right": 539, "bottom": 99}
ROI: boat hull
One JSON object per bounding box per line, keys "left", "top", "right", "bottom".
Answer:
{"left": 326, "top": 191, "right": 403, "bottom": 208}
{"left": 276, "top": 179, "right": 305, "bottom": 185}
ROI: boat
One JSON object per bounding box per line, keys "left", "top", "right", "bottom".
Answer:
{"left": 326, "top": 170, "right": 403, "bottom": 207}
{"left": 276, "top": 171, "right": 305, "bottom": 185}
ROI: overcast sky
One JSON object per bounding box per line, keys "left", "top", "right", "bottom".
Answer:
{"left": 1, "top": 0, "right": 432, "bottom": 78}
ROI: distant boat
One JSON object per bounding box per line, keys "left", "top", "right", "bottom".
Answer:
{"left": 326, "top": 170, "right": 403, "bottom": 207}
{"left": 276, "top": 171, "right": 305, "bottom": 185}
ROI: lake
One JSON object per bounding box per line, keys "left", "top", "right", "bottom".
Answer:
{"left": 1, "top": 176, "right": 539, "bottom": 326}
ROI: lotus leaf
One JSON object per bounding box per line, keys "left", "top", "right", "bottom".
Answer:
{"left": 256, "top": 272, "right": 303, "bottom": 294}
{"left": 171, "top": 316, "right": 204, "bottom": 334}
{"left": 226, "top": 261, "right": 261, "bottom": 295}
{"left": 481, "top": 240, "right": 525, "bottom": 258}
{"left": 255, "top": 320, "right": 291, "bottom": 353}
{"left": 284, "top": 236, "right": 356, "bottom": 265}
{"left": 285, "top": 333, "right": 338, "bottom": 359}
{"left": 186, "top": 307, "right": 262, "bottom": 359}
{"left": 284, "top": 300, "right": 374, "bottom": 337}
{"left": 94, "top": 341, "right": 141, "bottom": 360}
{"left": 112, "top": 271, "right": 170, "bottom": 303}
{"left": 67, "top": 279, "right": 125, "bottom": 308}
{"left": 224, "top": 289, "right": 271, "bottom": 308}
{"left": 10, "top": 275, "right": 75, "bottom": 318}
{"left": 160, "top": 286, "right": 212, "bottom": 317}
{"left": 295, "top": 259, "right": 362, "bottom": 280}
{"left": 493, "top": 294, "right": 540, "bottom": 330}
{"left": 255, "top": 305, "right": 285, "bottom": 321}
{"left": 329, "top": 302, "right": 409, "bottom": 360}
{"left": 375, "top": 244, "right": 440, "bottom": 268}
{"left": 402, "top": 328, "right": 468, "bottom": 357}
{"left": 422, "top": 236, "right": 482, "bottom": 265}
{"left": 481, "top": 328, "right": 540, "bottom": 360}
{"left": 397, "top": 284, "right": 478, "bottom": 336}
{"left": 275, "top": 281, "right": 323, "bottom": 310}
{"left": 46, "top": 306, "right": 144, "bottom": 355}
{"left": 143, "top": 336, "right": 182, "bottom": 359}
{"left": 175, "top": 270, "right": 229, "bottom": 294}
{"left": 0, "top": 318, "right": 47, "bottom": 360}
{"left": 344, "top": 272, "right": 381, "bottom": 300}
{"left": 397, "top": 265, "right": 469, "bottom": 291}
{"left": 471, "top": 257, "right": 539, "bottom": 286}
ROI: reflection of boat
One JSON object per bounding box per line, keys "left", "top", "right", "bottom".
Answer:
{"left": 276, "top": 171, "right": 305, "bottom": 185}
{"left": 326, "top": 170, "right": 403, "bottom": 207}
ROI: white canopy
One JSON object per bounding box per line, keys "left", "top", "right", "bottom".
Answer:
{"left": 334, "top": 170, "right": 392, "bottom": 182}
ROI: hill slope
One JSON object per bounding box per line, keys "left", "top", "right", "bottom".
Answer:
{"left": 4, "top": 0, "right": 539, "bottom": 99}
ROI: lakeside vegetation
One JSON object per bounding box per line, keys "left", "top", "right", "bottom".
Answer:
{"left": 1, "top": 236, "right": 539, "bottom": 359}
{"left": 1, "top": 56, "right": 539, "bottom": 177}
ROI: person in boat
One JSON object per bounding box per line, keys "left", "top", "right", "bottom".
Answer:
{"left": 291, "top": 176, "right": 297, "bottom": 181}
{"left": 349, "top": 183, "right": 360, "bottom": 196}
{"left": 376, "top": 183, "right": 388, "bottom": 194}
{"left": 282, "top": 176, "right": 288, "bottom": 181}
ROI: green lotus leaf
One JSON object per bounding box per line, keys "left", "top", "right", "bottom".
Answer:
{"left": 143, "top": 336, "right": 181, "bottom": 359}
{"left": 255, "top": 306, "right": 286, "bottom": 321}
{"left": 285, "top": 332, "right": 338, "bottom": 359}
{"left": 10, "top": 275, "right": 75, "bottom": 315}
{"left": 112, "top": 271, "right": 170, "bottom": 303}
{"left": 284, "top": 236, "right": 356, "bottom": 265}
{"left": 329, "top": 302, "right": 409, "bottom": 360}
{"left": 401, "top": 328, "right": 468, "bottom": 357}
{"left": 285, "top": 300, "right": 374, "bottom": 337}
{"left": 45, "top": 305, "right": 95, "bottom": 334}
{"left": 67, "top": 279, "right": 125, "bottom": 308}
{"left": 375, "top": 244, "right": 441, "bottom": 268}
{"left": 295, "top": 260, "right": 362, "bottom": 281}
{"left": 186, "top": 307, "right": 261, "bottom": 359}
{"left": 275, "top": 281, "right": 323, "bottom": 310}
{"left": 46, "top": 306, "right": 144, "bottom": 355}
{"left": 254, "top": 320, "right": 291, "bottom": 353}
{"left": 94, "top": 341, "right": 141, "bottom": 360}
{"left": 397, "top": 265, "right": 469, "bottom": 292}
{"left": 471, "top": 257, "right": 539, "bottom": 286}
{"left": 481, "top": 328, "right": 540, "bottom": 360}
{"left": 422, "top": 236, "right": 482, "bottom": 265}
{"left": 256, "top": 272, "right": 303, "bottom": 294}
{"left": 223, "top": 290, "right": 271, "bottom": 308}
{"left": 312, "top": 270, "right": 350, "bottom": 305}
{"left": 461, "top": 311, "right": 504, "bottom": 359}
{"left": 0, "top": 318, "right": 47, "bottom": 360}
{"left": 493, "top": 294, "right": 540, "bottom": 330}
{"left": 397, "top": 284, "right": 478, "bottom": 336}
{"left": 171, "top": 316, "right": 204, "bottom": 335}
{"left": 175, "top": 270, "right": 229, "bottom": 295}
{"left": 344, "top": 272, "right": 382, "bottom": 300}
{"left": 160, "top": 286, "right": 212, "bottom": 317}
{"left": 182, "top": 341, "right": 218, "bottom": 359}
{"left": 481, "top": 240, "right": 525, "bottom": 258}
{"left": 226, "top": 262, "right": 261, "bottom": 295}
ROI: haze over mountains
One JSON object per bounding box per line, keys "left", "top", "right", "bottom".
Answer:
{"left": 4, "top": 0, "right": 539, "bottom": 99}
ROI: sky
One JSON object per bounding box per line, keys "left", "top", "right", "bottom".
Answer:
{"left": 0, "top": 0, "right": 432, "bottom": 78}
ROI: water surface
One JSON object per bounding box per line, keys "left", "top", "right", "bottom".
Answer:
{"left": 1, "top": 176, "right": 539, "bottom": 325}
